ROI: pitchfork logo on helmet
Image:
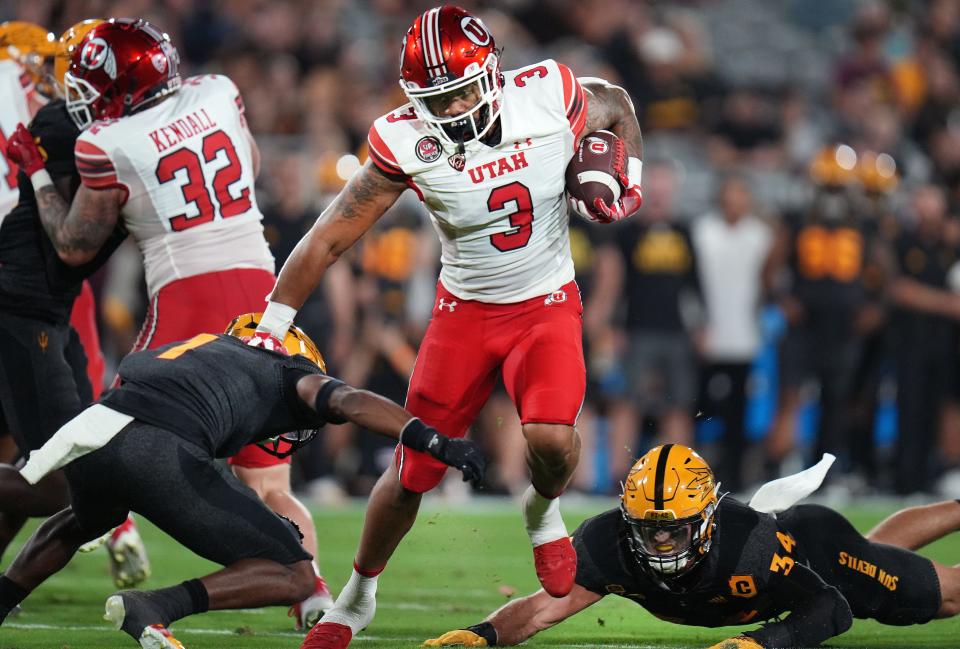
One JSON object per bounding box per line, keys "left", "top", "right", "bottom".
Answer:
{"left": 78, "top": 37, "right": 117, "bottom": 79}
{"left": 400, "top": 5, "right": 503, "bottom": 147}
{"left": 620, "top": 444, "right": 723, "bottom": 580}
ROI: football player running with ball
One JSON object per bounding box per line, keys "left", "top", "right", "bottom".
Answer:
{"left": 425, "top": 444, "right": 960, "bottom": 648}
{"left": 0, "top": 314, "right": 486, "bottom": 649}
{"left": 242, "top": 6, "right": 643, "bottom": 648}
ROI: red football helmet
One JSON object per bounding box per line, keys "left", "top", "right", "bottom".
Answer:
{"left": 64, "top": 18, "right": 180, "bottom": 129}
{"left": 399, "top": 5, "right": 502, "bottom": 145}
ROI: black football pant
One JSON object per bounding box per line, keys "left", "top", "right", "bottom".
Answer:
{"left": 781, "top": 504, "right": 941, "bottom": 625}
{"left": 66, "top": 423, "right": 311, "bottom": 566}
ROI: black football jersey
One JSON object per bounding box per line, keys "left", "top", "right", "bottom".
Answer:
{"left": 100, "top": 334, "right": 327, "bottom": 457}
{"left": 0, "top": 100, "right": 125, "bottom": 323}
{"left": 574, "top": 497, "right": 845, "bottom": 630}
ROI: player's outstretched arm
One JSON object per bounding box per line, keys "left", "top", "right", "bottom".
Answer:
{"left": 5, "top": 123, "right": 121, "bottom": 265}
{"left": 254, "top": 162, "right": 408, "bottom": 343}
{"left": 423, "top": 584, "right": 602, "bottom": 646}
{"left": 735, "top": 563, "right": 852, "bottom": 649}
{"left": 296, "top": 375, "right": 486, "bottom": 487}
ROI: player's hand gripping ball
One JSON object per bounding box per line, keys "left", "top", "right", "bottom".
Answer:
{"left": 565, "top": 130, "right": 642, "bottom": 224}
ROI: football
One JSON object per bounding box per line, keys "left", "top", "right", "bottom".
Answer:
{"left": 565, "top": 130, "right": 623, "bottom": 219}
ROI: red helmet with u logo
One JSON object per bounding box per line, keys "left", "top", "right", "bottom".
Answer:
{"left": 399, "top": 6, "right": 502, "bottom": 146}
{"left": 64, "top": 18, "right": 180, "bottom": 129}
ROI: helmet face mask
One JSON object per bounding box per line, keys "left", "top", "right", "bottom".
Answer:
{"left": 0, "top": 21, "right": 57, "bottom": 98}
{"left": 620, "top": 444, "right": 721, "bottom": 581}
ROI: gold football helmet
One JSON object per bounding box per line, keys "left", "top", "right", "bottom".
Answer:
{"left": 621, "top": 444, "right": 721, "bottom": 577}
{"left": 225, "top": 312, "right": 327, "bottom": 458}
{"left": 55, "top": 19, "right": 103, "bottom": 86}
{"left": 225, "top": 312, "right": 326, "bottom": 372}
{"left": 0, "top": 21, "right": 56, "bottom": 96}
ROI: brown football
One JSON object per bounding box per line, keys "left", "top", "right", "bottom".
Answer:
{"left": 565, "top": 130, "right": 622, "bottom": 216}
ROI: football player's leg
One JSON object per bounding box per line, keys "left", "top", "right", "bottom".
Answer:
{"left": 97, "top": 429, "right": 314, "bottom": 642}
{"left": 2, "top": 505, "right": 124, "bottom": 623}
{"left": 312, "top": 303, "right": 499, "bottom": 644}
{"left": 503, "top": 282, "right": 585, "bottom": 597}
{"left": 232, "top": 458, "right": 333, "bottom": 630}
{"left": 867, "top": 501, "right": 960, "bottom": 550}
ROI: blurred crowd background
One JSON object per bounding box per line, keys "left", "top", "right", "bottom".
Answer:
{"left": 6, "top": 0, "right": 960, "bottom": 501}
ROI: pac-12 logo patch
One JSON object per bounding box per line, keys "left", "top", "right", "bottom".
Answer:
{"left": 416, "top": 136, "right": 442, "bottom": 163}
{"left": 448, "top": 152, "right": 465, "bottom": 172}
{"left": 587, "top": 137, "right": 609, "bottom": 155}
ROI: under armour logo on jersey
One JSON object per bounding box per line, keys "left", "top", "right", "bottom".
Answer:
{"left": 438, "top": 298, "right": 458, "bottom": 312}
{"left": 79, "top": 37, "right": 118, "bottom": 79}
{"left": 37, "top": 330, "right": 49, "bottom": 353}
{"left": 513, "top": 138, "right": 533, "bottom": 150}
{"left": 544, "top": 290, "right": 567, "bottom": 306}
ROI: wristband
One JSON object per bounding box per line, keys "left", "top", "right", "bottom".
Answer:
{"left": 400, "top": 417, "right": 441, "bottom": 453}
{"left": 313, "top": 378, "right": 347, "bottom": 424}
{"left": 465, "top": 622, "right": 498, "bottom": 646}
{"left": 29, "top": 169, "right": 53, "bottom": 193}
{"left": 259, "top": 300, "right": 297, "bottom": 339}
{"left": 627, "top": 157, "right": 642, "bottom": 187}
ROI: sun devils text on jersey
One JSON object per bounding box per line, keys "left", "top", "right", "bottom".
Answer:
{"left": 367, "top": 59, "right": 586, "bottom": 304}
{"left": 73, "top": 74, "right": 273, "bottom": 298}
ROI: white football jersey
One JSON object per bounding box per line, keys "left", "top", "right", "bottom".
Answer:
{"left": 74, "top": 74, "right": 273, "bottom": 297}
{"left": 0, "top": 60, "right": 33, "bottom": 225}
{"left": 368, "top": 59, "right": 587, "bottom": 303}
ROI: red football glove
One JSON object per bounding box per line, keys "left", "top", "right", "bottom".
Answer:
{"left": 593, "top": 153, "right": 643, "bottom": 222}
{"left": 5, "top": 123, "right": 47, "bottom": 177}
{"left": 244, "top": 331, "right": 288, "bottom": 355}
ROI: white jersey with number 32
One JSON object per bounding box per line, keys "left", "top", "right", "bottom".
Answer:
{"left": 74, "top": 74, "right": 273, "bottom": 297}
{"left": 368, "top": 59, "right": 587, "bottom": 304}
{"left": 0, "top": 60, "right": 34, "bottom": 223}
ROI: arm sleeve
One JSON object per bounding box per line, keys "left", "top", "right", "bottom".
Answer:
{"left": 367, "top": 123, "right": 409, "bottom": 181}
{"left": 571, "top": 521, "right": 613, "bottom": 596}
{"left": 74, "top": 138, "right": 120, "bottom": 189}
{"left": 557, "top": 62, "right": 587, "bottom": 140}
{"left": 744, "top": 562, "right": 853, "bottom": 648}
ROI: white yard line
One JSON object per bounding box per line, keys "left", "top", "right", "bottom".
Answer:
{"left": 3, "top": 623, "right": 659, "bottom": 647}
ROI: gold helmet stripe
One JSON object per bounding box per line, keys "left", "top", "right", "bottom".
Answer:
{"left": 653, "top": 443, "right": 674, "bottom": 510}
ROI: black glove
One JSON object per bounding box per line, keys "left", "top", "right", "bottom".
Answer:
{"left": 401, "top": 418, "right": 487, "bottom": 488}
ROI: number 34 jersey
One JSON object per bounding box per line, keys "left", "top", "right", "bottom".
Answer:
{"left": 368, "top": 59, "right": 587, "bottom": 304}
{"left": 74, "top": 74, "right": 274, "bottom": 298}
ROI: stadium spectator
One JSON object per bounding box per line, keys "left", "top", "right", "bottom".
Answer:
{"left": 692, "top": 173, "right": 774, "bottom": 491}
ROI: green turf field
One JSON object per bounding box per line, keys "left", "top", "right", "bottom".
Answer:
{"left": 2, "top": 500, "right": 959, "bottom": 648}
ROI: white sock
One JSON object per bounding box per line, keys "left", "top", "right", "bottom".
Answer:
{"left": 522, "top": 485, "right": 569, "bottom": 547}
{"left": 318, "top": 568, "right": 378, "bottom": 634}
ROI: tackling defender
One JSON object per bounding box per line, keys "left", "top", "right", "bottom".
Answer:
{"left": 0, "top": 314, "right": 486, "bottom": 649}
{"left": 0, "top": 19, "right": 129, "bottom": 573}
{"left": 7, "top": 18, "right": 332, "bottom": 624}
{"left": 243, "top": 7, "right": 643, "bottom": 647}
{"left": 424, "top": 444, "right": 960, "bottom": 648}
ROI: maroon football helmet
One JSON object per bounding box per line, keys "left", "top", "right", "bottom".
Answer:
{"left": 64, "top": 18, "right": 180, "bottom": 129}
{"left": 399, "top": 6, "right": 502, "bottom": 145}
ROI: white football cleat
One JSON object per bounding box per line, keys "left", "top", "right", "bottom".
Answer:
{"left": 289, "top": 575, "right": 335, "bottom": 631}
{"left": 106, "top": 517, "right": 151, "bottom": 588}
